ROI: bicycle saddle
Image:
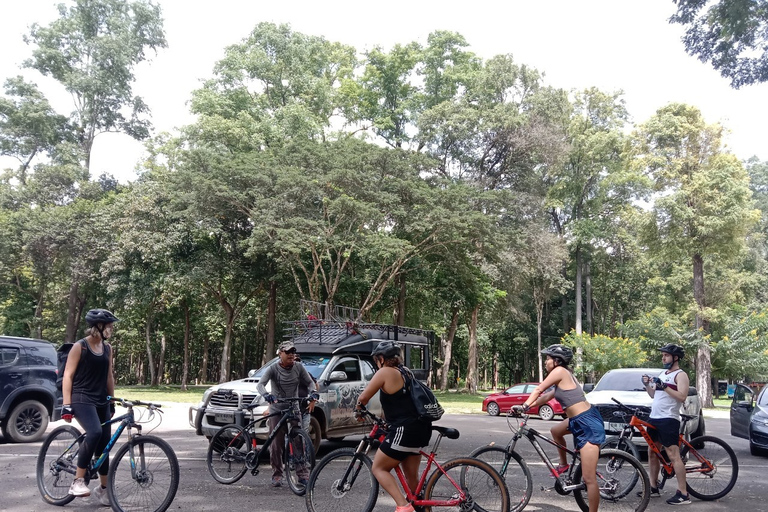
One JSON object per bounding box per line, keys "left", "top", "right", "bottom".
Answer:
{"left": 432, "top": 426, "right": 459, "bottom": 439}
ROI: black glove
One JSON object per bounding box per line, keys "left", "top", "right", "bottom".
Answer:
{"left": 61, "top": 405, "right": 74, "bottom": 422}
{"left": 511, "top": 404, "right": 530, "bottom": 415}
{"left": 652, "top": 377, "right": 667, "bottom": 390}
{"left": 309, "top": 391, "right": 320, "bottom": 401}
{"left": 109, "top": 402, "right": 116, "bottom": 418}
{"left": 263, "top": 393, "right": 276, "bottom": 404}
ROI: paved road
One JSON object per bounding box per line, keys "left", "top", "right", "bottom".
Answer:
{"left": 1, "top": 406, "right": 765, "bottom": 511}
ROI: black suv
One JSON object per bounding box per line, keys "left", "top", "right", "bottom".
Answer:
{"left": 0, "top": 336, "right": 58, "bottom": 442}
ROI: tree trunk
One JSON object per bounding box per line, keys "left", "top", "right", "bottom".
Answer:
{"left": 493, "top": 352, "right": 498, "bottom": 390}
{"left": 144, "top": 316, "right": 157, "bottom": 386}
{"left": 586, "top": 261, "right": 593, "bottom": 335}
{"left": 440, "top": 307, "right": 459, "bottom": 390}
{"left": 201, "top": 336, "right": 210, "bottom": 384}
{"left": 395, "top": 273, "right": 406, "bottom": 326}
{"left": 64, "top": 281, "right": 79, "bottom": 343}
{"left": 465, "top": 304, "right": 480, "bottom": 394}
{"left": 219, "top": 302, "right": 235, "bottom": 383}
{"left": 156, "top": 331, "right": 167, "bottom": 385}
{"left": 575, "top": 248, "right": 582, "bottom": 335}
{"left": 537, "top": 301, "right": 544, "bottom": 382}
{"left": 181, "top": 299, "right": 190, "bottom": 391}
{"left": 264, "top": 281, "right": 277, "bottom": 365}
{"left": 692, "top": 253, "right": 713, "bottom": 407}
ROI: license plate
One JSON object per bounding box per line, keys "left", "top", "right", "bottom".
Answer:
{"left": 215, "top": 413, "right": 234, "bottom": 424}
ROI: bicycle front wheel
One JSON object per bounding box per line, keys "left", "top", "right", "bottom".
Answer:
{"left": 305, "top": 448, "right": 378, "bottom": 512}
{"left": 207, "top": 424, "right": 251, "bottom": 484}
{"left": 36, "top": 425, "right": 82, "bottom": 506}
{"left": 681, "top": 435, "right": 738, "bottom": 500}
{"left": 573, "top": 448, "right": 650, "bottom": 512}
{"left": 424, "top": 457, "right": 510, "bottom": 512}
{"left": 285, "top": 428, "right": 315, "bottom": 496}
{"left": 108, "top": 435, "right": 180, "bottom": 512}
{"left": 470, "top": 445, "right": 532, "bottom": 512}
{"left": 601, "top": 435, "right": 640, "bottom": 460}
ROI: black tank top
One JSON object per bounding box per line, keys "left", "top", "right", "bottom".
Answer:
{"left": 380, "top": 366, "right": 419, "bottom": 427}
{"left": 71, "top": 339, "right": 111, "bottom": 406}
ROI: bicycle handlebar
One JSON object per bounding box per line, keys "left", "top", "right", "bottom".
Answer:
{"left": 107, "top": 396, "right": 163, "bottom": 410}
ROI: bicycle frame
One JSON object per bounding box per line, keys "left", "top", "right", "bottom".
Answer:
{"left": 241, "top": 399, "right": 304, "bottom": 471}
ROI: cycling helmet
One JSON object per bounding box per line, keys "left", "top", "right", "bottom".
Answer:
{"left": 658, "top": 343, "right": 684, "bottom": 359}
{"left": 371, "top": 341, "right": 401, "bottom": 358}
{"left": 541, "top": 344, "right": 573, "bottom": 366}
{"left": 85, "top": 309, "right": 120, "bottom": 326}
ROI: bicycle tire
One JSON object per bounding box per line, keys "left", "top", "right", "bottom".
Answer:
{"left": 108, "top": 435, "right": 180, "bottom": 512}
{"left": 207, "top": 424, "right": 251, "bottom": 484}
{"left": 305, "top": 447, "right": 378, "bottom": 512}
{"left": 601, "top": 435, "right": 640, "bottom": 460}
{"left": 681, "top": 435, "right": 738, "bottom": 500}
{"left": 470, "top": 445, "right": 533, "bottom": 512}
{"left": 573, "top": 448, "right": 650, "bottom": 512}
{"left": 285, "top": 428, "right": 315, "bottom": 496}
{"left": 424, "top": 457, "right": 510, "bottom": 512}
{"left": 36, "top": 425, "right": 82, "bottom": 506}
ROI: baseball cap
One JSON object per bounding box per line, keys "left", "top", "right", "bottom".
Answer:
{"left": 278, "top": 341, "right": 296, "bottom": 353}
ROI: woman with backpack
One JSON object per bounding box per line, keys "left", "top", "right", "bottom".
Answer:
{"left": 60, "top": 308, "right": 119, "bottom": 506}
{"left": 355, "top": 341, "right": 431, "bottom": 512}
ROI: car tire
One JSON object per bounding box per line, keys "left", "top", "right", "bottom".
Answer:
{"left": 538, "top": 404, "right": 555, "bottom": 421}
{"left": 486, "top": 402, "right": 500, "bottom": 416}
{"left": 308, "top": 415, "right": 322, "bottom": 453}
{"left": 3, "top": 399, "right": 49, "bottom": 443}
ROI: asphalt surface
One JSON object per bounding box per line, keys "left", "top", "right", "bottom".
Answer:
{"left": 1, "top": 405, "right": 765, "bottom": 512}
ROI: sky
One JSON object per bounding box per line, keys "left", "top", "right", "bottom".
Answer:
{"left": 2, "top": 0, "right": 767, "bottom": 183}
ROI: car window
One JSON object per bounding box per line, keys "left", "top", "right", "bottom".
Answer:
{"left": 332, "top": 358, "right": 361, "bottom": 381}
{"left": 757, "top": 387, "right": 768, "bottom": 406}
{"left": 0, "top": 347, "right": 19, "bottom": 366}
{"left": 733, "top": 385, "right": 753, "bottom": 403}
{"left": 296, "top": 354, "right": 331, "bottom": 379}
{"left": 508, "top": 385, "right": 526, "bottom": 394}
{"left": 594, "top": 371, "right": 653, "bottom": 392}
{"left": 360, "top": 358, "right": 375, "bottom": 380}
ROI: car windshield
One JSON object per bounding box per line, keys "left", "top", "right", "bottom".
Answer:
{"left": 759, "top": 388, "right": 768, "bottom": 406}
{"left": 594, "top": 370, "right": 657, "bottom": 392}
{"left": 249, "top": 354, "right": 330, "bottom": 380}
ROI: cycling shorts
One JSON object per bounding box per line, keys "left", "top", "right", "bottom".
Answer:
{"left": 568, "top": 406, "right": 606, "bottom": 449}
{"left": 379, "top": 423, "right": 432, "bottom": 461}
{"left": 647, "top": 417, "right": 681, "bottom": 448}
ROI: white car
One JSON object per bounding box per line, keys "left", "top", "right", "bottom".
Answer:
{"left": 585, "top": 368, "right": 705, "bottom": 449}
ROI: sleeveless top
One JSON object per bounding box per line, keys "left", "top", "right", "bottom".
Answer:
{"left": 553, "top": 371, "right": 587, "bottom": 409}
{"left": 379, "top": 367, "right": 419, "bottom": 427}
{"left": 71, "top": 339, "right": 111, "bottom": 406}
{"left": 650, "top": 369, "right": 683, "bottom": 420}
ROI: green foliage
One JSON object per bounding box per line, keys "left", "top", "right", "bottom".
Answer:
{"left": 562, "top": 331, "right": 648, "bottom": 381}
{"left": 710, "top": 307, "right": 768, "bottom": 381}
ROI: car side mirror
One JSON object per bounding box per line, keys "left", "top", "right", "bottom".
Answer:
{"left": 582, "top": 383, "right": 594, "bottom": 393}
{"left": 329, "top": 371, "right": 348, "bottom": 382}
{"left": 248, "top": 369, "right": 257, "bottom": 378}
{"left": 688, "top": 386, "right": 697, "bottom": 397}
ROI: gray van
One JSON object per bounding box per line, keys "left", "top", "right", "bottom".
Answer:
{"left": 189, "top": 320, "right": 432, "bottom": 451}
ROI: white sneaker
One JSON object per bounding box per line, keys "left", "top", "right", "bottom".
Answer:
{"left": 68, "top": 477, "right": 91, "bottom": 497}
{"left": 93, "top": 485, "right": 110, "bottom": 506}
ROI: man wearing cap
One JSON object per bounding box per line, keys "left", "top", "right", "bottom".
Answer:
{"left": 256, "top": 341, "right": 317, "bottom": 487}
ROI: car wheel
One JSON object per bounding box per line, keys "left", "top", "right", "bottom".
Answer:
{"left": 308, "top": 415, "right": 322, "bottom": 453}
{"left": 4, "top": 400, "right": 49, "bottom": 443}
{"left": 538, "top": 404, "right": 555, "bottom": 421}
{"left": 486, "top": 402, "right": 500, "bottom": 416}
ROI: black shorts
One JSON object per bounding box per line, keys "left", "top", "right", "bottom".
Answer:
{"left": 647, "top": 417, "right": 681, "bottom": 447}
{"left": 378, "top": 423, "right": 432, "bottom": 461}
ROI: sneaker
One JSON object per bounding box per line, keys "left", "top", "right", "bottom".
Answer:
{"left": 93, "top": 485, "right": 110, "bottom": 506}
{"left": 68, "top": 478, "right": 91, "bottom": 497}
{"left": 395, "top": 505, "right": 415, "bottom": 512}
{"left": 638, "top": 486, "right": 661, "bottom": 497}
{"left": 666, "top": 490, "right": 691, "bottom": 505}
{"left": 298, "top": 478, "right": 309, "bottom": 487}
{"left": 554, "top": 464, "right": 569, "bottom": 476}
{"left": 271, "top": 476, "right": 283, "bottom": 487}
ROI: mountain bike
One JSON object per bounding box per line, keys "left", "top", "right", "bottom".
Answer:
{"left": 603, "top": 398, "right": 738, "bottom": 500}
{"left": 207, "top": 396, "right": 315, "bottom": 496}
{"left": 471, "top": 409, "right": 650, "bottom": 512}
{"left": 305, "top": 407, "right": 510, "bottom": 512}
{"left": 36, "top": 397, "right": 179, "bottom": 512}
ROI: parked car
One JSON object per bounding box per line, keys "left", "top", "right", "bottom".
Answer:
{"left": 190, "top": 315, "right": 433, "bottom": 451}
{"left": 585, "top": 367, "right": 705, "bottom": 448}
{"left": 0, "top": 336, "right": 59, "bottom": 442}
{"left": 482, "top": 382, "right": 564, "bottom": 421}
{"left": 730, "top": 383, "right": 768, "bottom": 456}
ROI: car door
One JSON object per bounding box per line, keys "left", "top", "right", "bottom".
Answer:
{"left": 730, "top": 383, "right": 754, "bottom": 439}
{"left": 0, "top": 343, "right": 27, "bottom": 412}
{"left": 499, "top": 384, "right": 528, "bottom": 412}
{"left": 326, "top": 356, "right": 365, "bottom": 429}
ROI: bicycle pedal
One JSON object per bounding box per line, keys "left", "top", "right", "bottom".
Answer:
{"left": 541, "top": 485, "right": 554, "bottom": 492}
{"left": 251, "top": 468, "right": 259, "bottom": 476}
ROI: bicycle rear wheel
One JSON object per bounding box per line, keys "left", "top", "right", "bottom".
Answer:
{"left": 305, "top": 448, "right": 377, "bottom": 512}
{"left": 424, "top": 457, "right": 510, "bottom": 512}
{"left": 108, "top": 435, "right": 180, "bottom": 512}
{"left": 36, "top": 425, "right": 82, "bottom": 506}
{"left": 470, "top": 445, "right": 532, "bottom": 512}
{"left": 285, "top": 428, "right": 315, "bottom": 496}
{"left": 573, "top": 448, "right": 650, "bottom": 512}
{"left": 601, "top": 435, "right": 641, "bottom": 460}
{"left": 207, "top": 424, "right": 251, "bottom": 484}
{"left": 681, "top": 435, "right": 738, "bottom": 500}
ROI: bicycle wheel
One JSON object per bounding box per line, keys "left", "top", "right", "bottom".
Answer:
{"left": 470, "top": 445, "right": 532, "bottom": 512}
{"left": 207, "top": 424, "right": 251, "bottom": 484}
{"left": 285, "top": 428, "right": 316, "bottom": 496}
{"left": 601, "top": 435, "right": 640, "bottom": 460}
{"left": 36, "top": 425, "right": 82, "bottom": 506}
{"left": 424, "top": 457, "right": 510, "bottom": 512}
{"left": 573, "top": 448, "right": 650, "bottom": 512}
{"left": 108, "top": 435, "right": 180, "bottom": 512}
{"left": 305, "top": 448, "right": 378, "bottom": 512}
{"left": 681, "top": 435, "right": 738, "bottom": 500}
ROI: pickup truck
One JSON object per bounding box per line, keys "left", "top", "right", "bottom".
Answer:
{"left": 585, "top": 367, "right": 705, "bottom": 447}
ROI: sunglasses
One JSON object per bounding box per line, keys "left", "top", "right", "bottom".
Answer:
{"left": 282, "top": 348, "right": 297, "bottom": 354}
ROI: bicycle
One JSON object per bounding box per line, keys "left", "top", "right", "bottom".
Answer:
{"left": 36, "top": 397, "right": 180, "bottom": 512}
{"left": 602, "top": 398, "right": 738, "bottom": 501}
{"left": 305, "top": 407, "right": 510, "bottom": 512}
{"left": 471, "top": 409, "right": 651, "bottom": 512}
{"left": 207, "top": 396, "right": 315, "bottom": 496}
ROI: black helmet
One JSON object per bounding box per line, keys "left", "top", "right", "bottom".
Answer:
{"left": 85, "top": 309, "right": 119, "bottom": 327}
{"left": 541, "top": 344, "right": 573, "bottom": 365}
{"left": 658, "top": 343, "right": 684, "bottom": 359}
{"left": 371, "top": 341, "right": 401, "bottom": 358}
